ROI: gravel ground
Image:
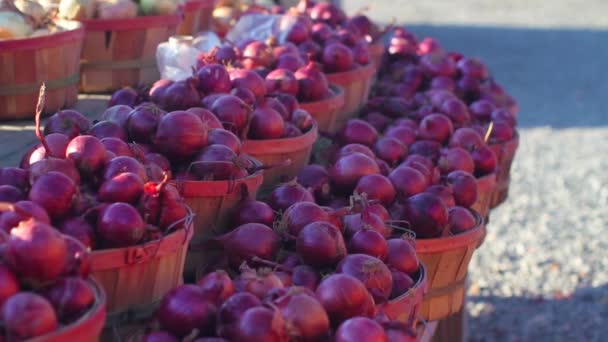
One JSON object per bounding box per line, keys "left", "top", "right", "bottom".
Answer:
{"left": 467, "top": 128, "right": 608, "bottom": 341}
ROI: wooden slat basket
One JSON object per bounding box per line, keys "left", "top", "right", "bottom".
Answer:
{"left": 299, "top": 84, "right": 345, "bottom": 134}
{"left": 174, "top": 171, "right": 264, "bottom": 277}
{"left": 489, "top": 132, "right": 520, "bottom": 208}
{"left": 30, "top": 278, "right": 106, "bottom": 342}
{"left": 471, "top": 172, "right": 497, "bottom": 220}
{"left": 376, "top": 263, "right": 428, "bottom": 328}
{"left": 0, "top": 20, "right": 84, "bottom": 121}
{"left": 242, "top": 124, "right": 319, "bottom": 191}
{"left": 90, "top": 215, "right": 193, "bottom": 316}
{"left": 415, "top": 210, "right": 485, "bottom": 321}
{"left": 178, "top": 0, "right": 217, "bottom": 35}
{"left": 79, "top": 14, "right": 181, "bottom": 93}
{"left": 325, "top": 62, "right": 375, "bottom": 131}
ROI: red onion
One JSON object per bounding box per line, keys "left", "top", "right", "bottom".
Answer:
{"left": 292, "top": 109, "right": 314, "bottom": 132}
{"left": 292, "top": 265, "right": 320, "bottom": 292}
{"left": 97, "top": 202, "right": 145, "bottom": 248}
{"left": 0, "top": 201, "right": 50, "bottom": 234}
{"left": 29, "top": 171, "right": 76, "bottom": 220}
{"left": 315, "top": 274, "right": 374, "bottom": 325}
{"left": 196, "top": 64, "right": 232, "bottom": 94}
{"left": 103, "top": 156, "right": 147, "bottom": 182}
{"left": 231, "top": 199, "right": 275, "bottom": 229}
{"left": 44, "top": 110, "right": 91, "bottom": 138}
{"left": 127, "top": 103, "right": 165, "bottom": 144}
{"left": 337, "top": 254, "right": 392, "bottom": 303}
{"left": 471, "top": 146, "right": 497, "bottom": 176}
{"left": 282, "top": 201, "right": 330, "bottom": 236}
{"left": 0, "top": 167, "right": 28, "bottom": 190}
{"left": 265, "top": 69, "right": 299, "bottom": 96}
{"left": 230, "top": 69, "right": 267, "bottom": 99}
{"left": 101, "top": 104, "right": 132, "bottom": 128}
{"left": 337, "top": 144, "right": 375, "bottom": 160}
{"left": 408, "top": 140, "right": 443, "bottom": 162}
{"left": 217, "top": 292, "right": 261, "bottom": 339}
{"left": 430, "top": 75, "right": 456, "bottom": 92}
{"left": 233, "top": 306, "right": 288, "bottom": 342}
{"left": 457, "top": 57, "right": 489, "bottom": 79}
{"left": 43, "top": 277, "right": 95, "bottom": 323}
{"left": 296, "top": 164, "right": 331, "bottom": 204}
{"left": 311, "top": 22, "right": 332, "bottom": 43}
{"left": 272, "top": 288, "right": 330, "bottom": 340}
{"left": 248, "top": 106, "right": 285, "bottom": 140}
{"left": 274, "top": 93, "right": 299, "bottom": 115}
{"left": 385, "top": 126, "right": 417, "bottom": 147}
{"left": 295, "top": 61, "right": 329, "bottom": 102}
{"left": 157, "top": 285, "right": 217, "bottom": 338}
{"left": 386, "top": 238, "right": 419, "bottom": 274}
{"left": 142, "top": 331, "right": 179, "bottom": 342}
{"left": 58, "top": 217, "right": 96, "bottom": 249}
{"left": 438, "top": 147, "right": 475, "bottom": 175}
{"left": 449, "top": 127, "right": 485, "bottom": 151}
{"left": 28, "top": 157, "right": 80, "bottom": 186}
{"left": 89, "top": 120, "right": 128, "bottom": 140}
{"left": 191, "top": 144, "right": 239, "bottom": 180}
{"left": 197, "top": 270, "right": 235, "bottom": 305}
{"left": 374, "top": 137, "right": 407, "bottom": 166}
{"left": 348, "top": 228, "right": 388, "bottom": 261}
{"left": 234, "top": 267, "right": 284, "bottom": 299}
{"left": 425, "top": 184, "right": 456, "bottom": 208}
{"left": 309, "top": 2, "right": 346, "bottom": 27}
{"left": 391, "top": 271, "right": 416, "bottom": 299}
{"left": 0, "top": 185, "right": 23, "bottom": 202}
{"left": 397, "top": 193, "right": 448, "bottom": 238}
{"left": 298, "top": 40, "right": 322, "bottom": 60}
{"left": 2, "top": 293, "right": 58, "bottom": 340}
{"left": 418, "top": 113, "right": 454, "bottom": 143}
{"left": 61, "top": 236, "right": 92, "bottom": 278}
{"left": 268, "top": 180, "right": 315, "bottom": 212}
{"left": 273, "top": 43, "right": 299, "bottom": 58}
{"left": 155, "top": 111, "right": 208, "bottom": 162}
{"left": 0, "top": 263, "right": 19, "bottom": 305}
{"left": 343, "top": 210, "right": 391, "bottom": 238}
{"left": 337, "top": 317, "right": 388, "bottom": 342}
{"left": 449, "top": 206, "right": 478, "bottom": 234}
{"left": 446, "top": 170, "right": 478, "bottom": 207}
{"left": 98, "top": 172, "right": 144, "bottom": 204}
{"left": 210, "top": 95, "right": 252, "bottom": 136}
{"left": 330, "top": 153, "right": 380, "bottom": 193}
{"left": 242, "top": 41, "right": 274, "bottom": 70}
{"left": 109, "top": 87, "right": 138, "bottom": 107}
{"left": 186, "top": 107, "right": 223, "bottom": 130}
{"left": 322, "top": 42, "right": 354, "bottom": 72}
{"left": 7, "top": 219, "right": 67, "bottom": 285}
{"left": 101, "top": 137, "right": 133, "bottom": 157}
{"left": 420, "top": 52, "right": 456, "bottom": 78}
{"left": 65, "top": 135, "right": 108, "bottom": 175}
{"left": 163, "top": 79, "right": 201, "bottom": 111}
{"left": 213, "top": 223, "right": 280, "bottom": 268}
{"left": 276, "top": 53, "right": 305, "bottom": 72}
{"left": 338, "top": 119, "right": 378, "bottom": 147}
{"left": 296, "top": 221, "right": 346, "bottom": 268}
{"left": 441, "top": 98, "right": 471, "bottom": 127}
{"left": 207, "top": 129, "right": 242, "bottom": 154}
{"left": 388, "top": 166, "right": 428, "bottom": 199}
{"left": 488, "top": 121, "right": 515, "bottom": 143}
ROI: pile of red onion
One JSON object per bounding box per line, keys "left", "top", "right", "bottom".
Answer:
{"left": 0, "top": 202, "right": 97, "bottom": 340}
{"left": 3, "top": 91, "right": 191, "bottom": 251}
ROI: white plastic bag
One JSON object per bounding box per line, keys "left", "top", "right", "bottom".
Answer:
{"left": 225, "top": 13, "right": 297, "bottom": 46}
{"left": 156, "top": 36, "right": 200, "bottom": 81}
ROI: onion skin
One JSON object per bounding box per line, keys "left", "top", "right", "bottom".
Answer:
{"left": 42, "top": 277, "right": 95, "bottom": 323}
{"left": 2, "top": 293, "right": 58, "bottom": 340}
{"left": 391, "top": 271, "right": 415, "bottom": 299}
{"left": 8, "top": 218, "right": 68, "bottom": 285}
{"left": 217, "top": 292, "right": 261, "bottom": 339}
{"left": 397, "top": 193, "right": 449, "bottom": 238}
{"left": 268, "top": 181, "right": 315, "bottom": 212}
{"left": 154, "top": 111, "right": 208, "bottom": 162}
{"left": 157, "top": 285, "right": 218, "bottom": 338}
{"left": 445, "top": 170, "right": 478, "bottom": 207}
{"left": 291, "top": 265, "right": 320, "bottom": 292}
{"left": 335, "top": 317, "right": 387, "bottom": 342}
{"left": 315, "top": 274, "right": 375, "bottom": 325}
{"left": 61, "top": 236, "right": 92, "bottom": 278}
{"left": 214, "top": 223, "right": 281, "bottom": 268}
{"left": 97, "top": 202, "right": 145, "bottom": 248}
{"left": 197, "top": 270, "right": 235, "bottom": 305}
{"left": 386, "top": 238, "right": 419, "bottom": 275}
{"left": 355, "top": 174, "right": 396, "bottom": 206}
{"left": 29, "top": 171, "right": 76, "bottom": 220}
{"left": 282, "top": 202, "right": 330, "bottom": 236}
{"left": 296, "top": 222, "right": 346, "bottom": 268}
{"left": 98, "top": 172, "right": 144, "bottom": 204}
{"left": 234, "top": 306, "right": 288, "bottom": 342}
{"left": 0, "top": 263, "right": 19, "bottom": 305}
{"left": 348, "top": 229, "right": 388, "bottom": 261}
{"left": 231, "top": 199, "right": 275, "bottom": 229}
{"left": 58, "top": 217, "right": 97, "bottom": 250}
{"left": 330, "top": 152, "right": 380, "bottom": 194}
{"left": 273, "top": 288, "right": 330, "bottom": 341}
{"left": 336, "top": 254, "right": 393, "bottom": 303}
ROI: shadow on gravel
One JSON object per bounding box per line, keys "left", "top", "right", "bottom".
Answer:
{"left": 378, "top": 24, "right": 608, "bottom": 129}
{"left": 466, "top": 284, "right": 608, "bottom": 341}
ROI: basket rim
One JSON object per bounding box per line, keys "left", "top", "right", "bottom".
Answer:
{"left": 489, "top": 130, "right": 520, "bottom": 148}
{"left": 241, "top": 123, "right": 319, "bottom": 153}
{"left": 299, "top": 84, "right": 345, "bottom": 112}
{"left": 414, "top": 209, "right": 485, "bottom": 253}
{"left": 28, "top": 278, "right": 106, "bottom": 341}
{"left": 89, "top": 216, "right": 194, "bottom": 270}
{"left": 80, "top": 13, "right": 182, "bottom": 31}
{"left": 326, "top": 62, "right": 376, "bottom": 83}
{"left": 173, "top": 169, "right": 264, "bottom": 197}
{"left": 0, "top": 20, "right": 84, "bottom": 50}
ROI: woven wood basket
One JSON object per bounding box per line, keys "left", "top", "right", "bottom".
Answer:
{"left": 489, "top": 132, "right": 519, "bottom": 208}
{"left": 415, "top": 210, "right": 485, "bottom": 321}
{"left": 471, "top": 172, "right": 497, "bottom": 220}
{"left": 79, "top": 14, "right": 181, "bottom": 93}
{"left": 298, "top": 84, "right": 345, "bottom": 134}
{"left": 242, "top": 124, "right": 318, "bottom": 191}
{"left": 0, "top": 20, "right": 84, "bottom": 120}
{"left": 376, "top": 263, "right": 428, "bottom": 328}
{"left": 325, "top": 62, "right": 375, "bottom": 131}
